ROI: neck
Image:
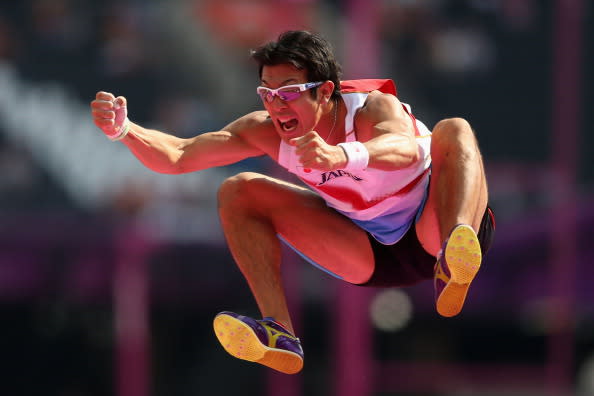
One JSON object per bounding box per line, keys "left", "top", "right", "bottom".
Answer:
{"left": 324, "top": 98, "right": 340, "bottom": 144}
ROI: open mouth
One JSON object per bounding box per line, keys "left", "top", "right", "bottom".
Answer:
{"left": 278, "top": 118, "right": 298, "bottom": 133}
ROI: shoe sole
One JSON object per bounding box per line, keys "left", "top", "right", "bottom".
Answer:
{"left": 213, "top": 313, "right": 303, "bottom": 374}
{"left": 436, "top": 225, "right": 482, "bottom": 317}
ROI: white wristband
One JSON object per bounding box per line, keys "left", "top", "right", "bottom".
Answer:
{"left": 338, "top": 141, "right": 369, "bottom": 171}
{"left": 109, "top": 118, "right": 130, "bottom": 141}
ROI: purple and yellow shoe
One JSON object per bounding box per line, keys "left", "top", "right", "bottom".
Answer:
{"left": 213, "top": 311, "right": 304, "bottom": 374}
{"left": 434, "top": 224, "right": 482, "bottom": 317}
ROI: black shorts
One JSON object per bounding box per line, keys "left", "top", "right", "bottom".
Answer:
{"left": 357, "top": 206, "right": 496, "bottom": 287}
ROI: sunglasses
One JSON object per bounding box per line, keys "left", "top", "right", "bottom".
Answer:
{"left": 256, "top": 81, "right": 323, "bottom": 103}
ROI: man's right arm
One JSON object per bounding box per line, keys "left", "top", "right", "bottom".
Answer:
{"left": 91, "top": 91, "right": 267, "bottom": 174}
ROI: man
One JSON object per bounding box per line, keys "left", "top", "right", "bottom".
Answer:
{"left": 91, "top": 30, "right": 495, "bottom": 375}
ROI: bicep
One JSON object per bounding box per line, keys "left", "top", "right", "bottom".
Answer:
{"left": 355, "top": 93, "right": 419, "bottom": 169}
{"left": 356, "top": 93, "right": 414, "bottom": 142}
{"left": 176, "top": 112, "right": 270, "bottom": 172}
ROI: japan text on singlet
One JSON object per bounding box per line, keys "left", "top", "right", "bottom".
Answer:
{"left": 277, "top": 79, "right": 432, "bottom": 245}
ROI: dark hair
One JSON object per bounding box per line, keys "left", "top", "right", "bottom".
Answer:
{"left": 251, "top": 30, "right": 342, "bottom": 100}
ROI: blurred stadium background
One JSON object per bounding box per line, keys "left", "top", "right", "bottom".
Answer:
{"left": 0, "top": 0, "right": 592, "bottom": 395}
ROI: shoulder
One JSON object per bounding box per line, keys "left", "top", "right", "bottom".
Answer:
{"left": 227, "top": 110, "right": 272, "bottom": 131}
{"left": 352, "top": 91, "right": 414, "bottom": 140}
{"left": 363, "top": 90, "right": 399, "bottom": 109}
{"left": 356, "top": 90, "right": 404, "bottom": 122}
{"left": 225, "top": 110, "right": 275, "bottom": 137}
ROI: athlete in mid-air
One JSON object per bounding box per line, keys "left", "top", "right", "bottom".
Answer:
{"left": 90, "top": 30, "right": 495, "bottom": 374}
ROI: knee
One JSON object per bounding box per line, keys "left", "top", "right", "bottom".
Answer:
{"left": 432, "top": 117, "right": 475, "bottom": 144}
{"left": 431, "top": 118, "right": 480, "bottom": 161}
{"left": 217, "top": 172, "right": 263, "bottom": 211}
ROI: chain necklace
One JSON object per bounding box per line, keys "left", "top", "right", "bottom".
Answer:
{"left": 325, "top": 99, "right": 338, "bottom": 144}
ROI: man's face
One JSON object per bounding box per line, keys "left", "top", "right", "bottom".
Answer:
{"left": 259, "top": 64, "right": 327, "bottom": 142}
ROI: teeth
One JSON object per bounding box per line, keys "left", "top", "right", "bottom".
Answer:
{"left": 282, "top": 122, "right": 296, "bottom": 132}
{"left": 279, "top": 118, "right": 298, "bottom": 132}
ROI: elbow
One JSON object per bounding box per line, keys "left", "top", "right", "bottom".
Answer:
{"left": 164, "top": 160, "right": 190, "bottom": 175}
{"left": 403, "top": 142, "right": 420, "bottom": 166}
{"left": 167, "top": 159, "right": 186, "bottom": 174}
{"left": 396, "top": 142, "right": 420, "bottom": 170}
{"left": 162, "top": 148, "right": 192, "bottom": 174}
{"left": 140, "top": 156, "right": 185, "bottom": 175}
{"left": 397, "top": 151, "right": 420, "bottom": 170}
{"left": 410, "top": 145, "right": 422, "bottom": 165}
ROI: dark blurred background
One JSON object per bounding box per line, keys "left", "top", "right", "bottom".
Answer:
{"left": 0, "top": 0, "right": 592, "bottom": 395}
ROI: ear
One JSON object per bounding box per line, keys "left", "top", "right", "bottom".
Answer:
{"left": 319, "top": 81, "right": 335, "bottom": 103}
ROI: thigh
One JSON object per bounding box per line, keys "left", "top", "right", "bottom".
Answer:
{"left": 415, "top": 123, "right": 489, "bottom": 255}
{"left": 230, "top": 173, "right": 375, "bottom": 284}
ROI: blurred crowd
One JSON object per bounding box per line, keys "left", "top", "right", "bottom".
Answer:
{"left": 0, "top": 1, "right": 592, "bottom": 396}
{"left": 1, "top": 0, "right": 587, "bottom": 226}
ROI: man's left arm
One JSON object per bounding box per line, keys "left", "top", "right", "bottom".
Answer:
{"left": 353, "top": 91, "right": 419, "bottom": 171}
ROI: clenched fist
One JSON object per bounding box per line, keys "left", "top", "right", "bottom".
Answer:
{"left": 290, "top": 131, "right": 347, "bottom": 171}
{"left": 90, "top": 91, "right": 130, "bottom": 141}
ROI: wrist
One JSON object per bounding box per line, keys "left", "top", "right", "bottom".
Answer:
{"left": 338, "top": 141, "right": 369, "bottom": 171}
{"left": 108, "top": 118, "right": 131, "bottom": 141}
